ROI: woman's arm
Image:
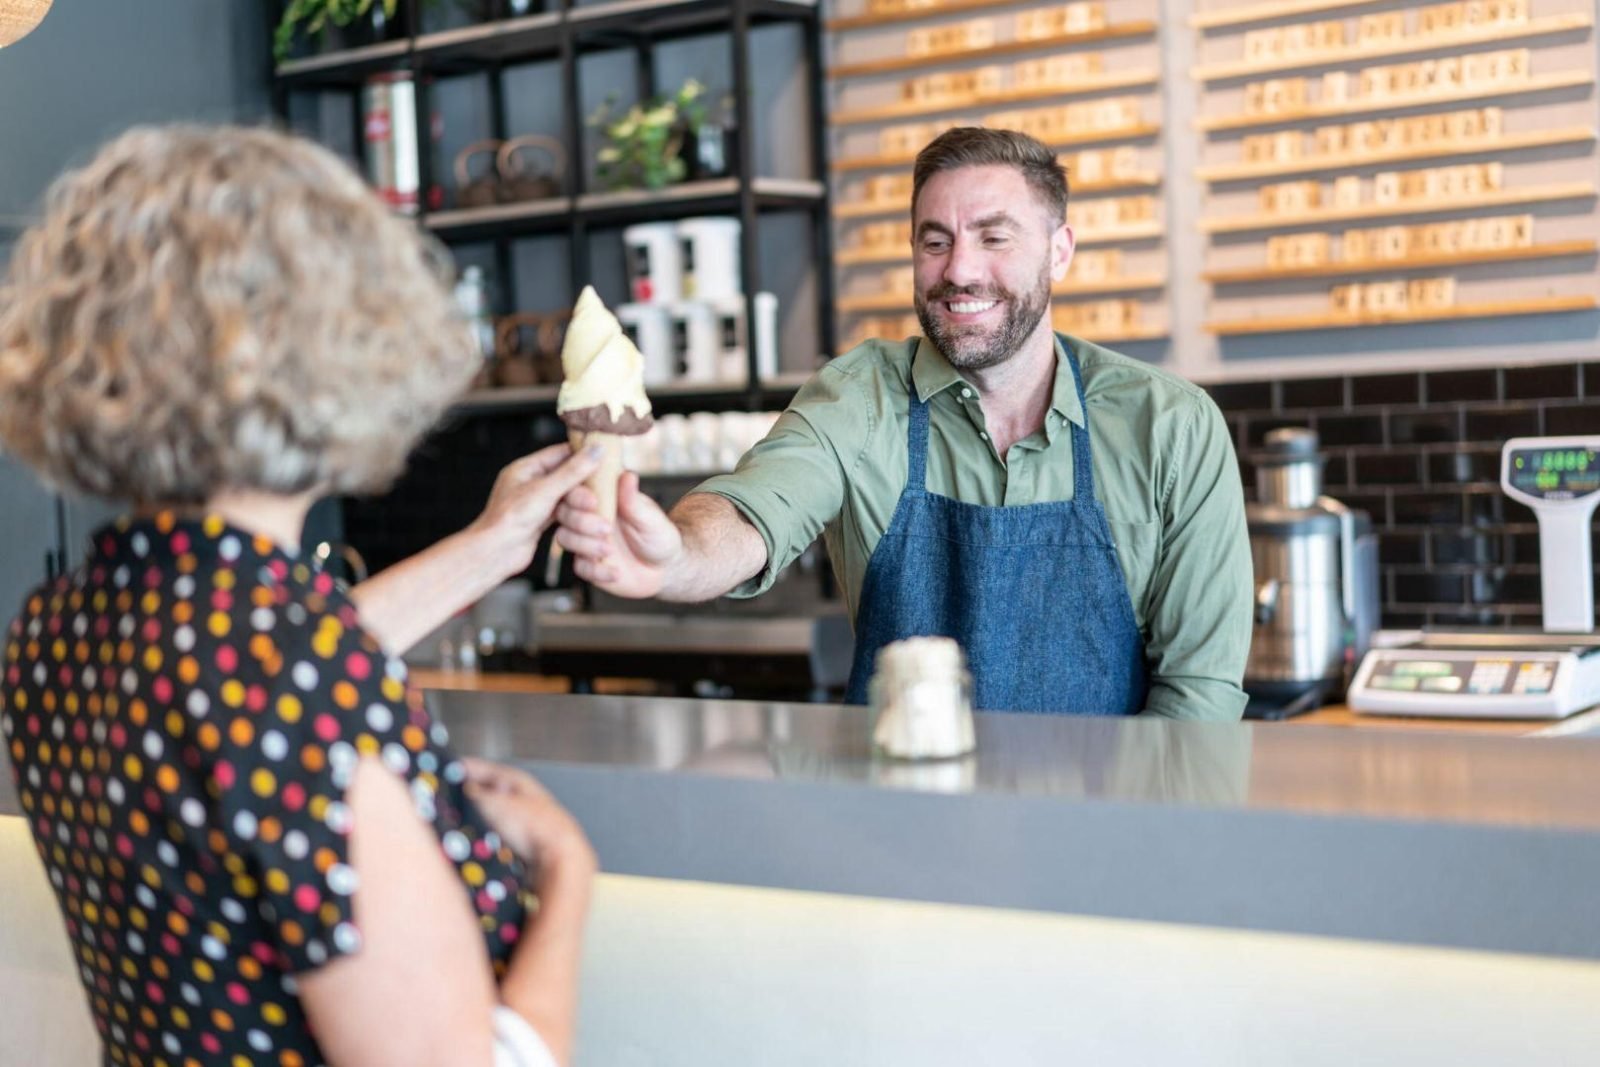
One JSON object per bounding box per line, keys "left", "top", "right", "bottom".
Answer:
{"left": 463, "top": 758, "right": 597, "bottom": 1063}
{"left": 348, "top": 445, "right": 599, "bottom": 655}
{"left": 296, "top": 756, "right": 593, "bottom": 1067}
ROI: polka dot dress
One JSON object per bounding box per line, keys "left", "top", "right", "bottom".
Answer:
{"left": 1, "top": 513, "right": 531, "bottom": 1067}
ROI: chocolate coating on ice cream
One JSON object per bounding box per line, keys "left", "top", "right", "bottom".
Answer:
{"left": 560, "top": 403, "right": 654, "bottom": 435}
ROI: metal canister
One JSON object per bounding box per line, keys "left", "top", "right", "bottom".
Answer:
{"left": 362, "top": 72, "right": 441, "bottom": 214}
{"left": 1243, "top": 428, "right": 1381, "bottom": 713}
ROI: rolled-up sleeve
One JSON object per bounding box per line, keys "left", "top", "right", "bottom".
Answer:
{"left": 1141, "top": 395, "right": 1253, "bottom": 720}
{"left": 694, "top": 361, "right": 873, "bottom": 598}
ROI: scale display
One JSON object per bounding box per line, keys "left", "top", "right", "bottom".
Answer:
{"left": 1361, "top": 655, "right": 1558, "bottom": 697}
{"left": 1350, "top": 642, "right": 1600, "bottom": 719}
{"left": 1507, "top": 447, "right": 1600, "bottom": 500}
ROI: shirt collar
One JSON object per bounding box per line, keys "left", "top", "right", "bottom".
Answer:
{"left": 911, "top": 333, "right": 1087, "bottom": 429}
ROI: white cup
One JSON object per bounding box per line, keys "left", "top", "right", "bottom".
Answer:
{"left": 655, "top": 414, "right": 689, "bottom": 474}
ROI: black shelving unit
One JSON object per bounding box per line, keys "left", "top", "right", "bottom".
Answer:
{"left": 267, "top": 0, "right": 835, "bottom": 415}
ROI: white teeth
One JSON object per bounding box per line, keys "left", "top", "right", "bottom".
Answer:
{"left": 948, "top": 300, "right": 997, "bottom": 314}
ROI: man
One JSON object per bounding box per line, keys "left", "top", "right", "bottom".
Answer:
{"left": 556, "top": 127, "right": 1253, "bottom": 718}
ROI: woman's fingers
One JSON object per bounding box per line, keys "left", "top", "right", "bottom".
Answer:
{"left": 501, "top": 443, "right": 572, "bottom": 483}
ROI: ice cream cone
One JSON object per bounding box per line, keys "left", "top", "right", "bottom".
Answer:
{"left": 570, "top": 430, "right": 625, "bottom": 523}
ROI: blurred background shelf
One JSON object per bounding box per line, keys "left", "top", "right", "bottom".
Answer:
{"left": 1190, "top": 0, "right": 1392, "bottom": 32}
{"left": 1201, "top": 183, "right": 1598, "bottom": 234}
{"left": 411, "top": 12, "right": 563, "bottom": 70}
{"left": 1196, "top": 71, "right": 1596, "bottom": 134}
{"left": 567, "top": 0, "right": 819, "bottom": 39}
{"left": 274, "top": 38, "right": 411, "bottom": 88}
{"left": 1192, "top": 13, "right": 1594, "bottom": 82}
{"left": 1198, "top": 128, "right": 1597, "bottom": 184}
{"left": 829, "top": 21, "right": 1157, "bottom": 79}
{"left": 828, "top": 0, "right": 1050, "bottom": 33}
{"left": 830, "top": 70, "right": 1160, "bottom": 125}
{"left": 1204, "top": 241, "right": 1599, "bottom": 284}
{"left": 1207, "top": 295, "right": 1598, "bottom": 335}
{"left": 833, "top": 123, "right": 1160, "bottom": 170}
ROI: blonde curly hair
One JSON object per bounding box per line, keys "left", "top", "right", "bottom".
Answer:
{"left": 0, "top": 124, "right": 477, "bottom": 503}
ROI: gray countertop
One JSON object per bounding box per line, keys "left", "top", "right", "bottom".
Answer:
{"left": 427, "top": 691, "right": 1600, "bottom": 961}
{"left": 534, "top": 611, "right": 828, "bottom": 654}
{"left": 7, "top": 690, "right": 1600, "bottom": 960}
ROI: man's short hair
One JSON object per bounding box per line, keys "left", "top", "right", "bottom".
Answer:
{"left": 911, "top": 126, "right": 1070, "bottom": 226}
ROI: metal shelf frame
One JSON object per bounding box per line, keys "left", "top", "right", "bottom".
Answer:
{"left": 268, "top": 0, "right": 836, "bottom": 410}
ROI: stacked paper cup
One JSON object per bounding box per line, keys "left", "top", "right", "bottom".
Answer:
{"left": 621, "top": 410, "right": 782, "bottom": 476}
{"left": 620, "top": 216, "right": 779, "bottom": 386}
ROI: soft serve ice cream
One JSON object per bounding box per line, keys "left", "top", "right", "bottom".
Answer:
{"left": 558, "top": 285, "right": 654, "bottom": 520}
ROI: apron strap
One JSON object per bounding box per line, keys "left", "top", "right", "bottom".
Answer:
{"left": 1062, "top": 340, "right": 1097, "bottom": 504}
{"left": 906, "top": 372, "right": 932, "bottom": 494}
{"left": 908, "top": 338, "right": 1097, "bottom": 501}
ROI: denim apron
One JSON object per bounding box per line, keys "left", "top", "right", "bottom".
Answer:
{"left": 843, "top": 342, "right": 1148, "bottom": 715}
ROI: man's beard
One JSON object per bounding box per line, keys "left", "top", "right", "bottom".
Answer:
{"left": 915, "top": 270, "right": 1052, "bottom": 372}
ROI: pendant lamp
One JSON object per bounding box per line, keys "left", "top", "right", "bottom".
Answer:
{"left": 0, "top": 0, "right": 52, "bottom": 48}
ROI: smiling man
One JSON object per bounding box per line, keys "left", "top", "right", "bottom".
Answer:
{"left": 556, "top": 127, "right": 1253, "bottom": 718}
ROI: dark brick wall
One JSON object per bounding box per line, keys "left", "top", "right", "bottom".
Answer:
{"left": 1208, "top": 360, "right": 1600, "bottom": 631}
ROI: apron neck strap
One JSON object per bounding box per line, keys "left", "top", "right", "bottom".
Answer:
{"left": 1061, "top": 339, "right": 1096, "bottom": 502}
{"left": 906, "top": 339, "right": 1096, "bottom": 500}
{"left": 907, "top": 376, "right": 932, "bottom": 492}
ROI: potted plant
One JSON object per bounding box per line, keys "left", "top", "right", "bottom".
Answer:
{"left": 273, "top": 0, "right": 403, "bottom": 63}
{"left": 589, "top": 79, "right": 713, "bottom": 192}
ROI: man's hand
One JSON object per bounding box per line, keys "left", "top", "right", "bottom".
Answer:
{"left": 554, "top": 472, "right": 683, "bottom": 598}
{"left": 469, "top": 444, "right": 601, "bottom": 574}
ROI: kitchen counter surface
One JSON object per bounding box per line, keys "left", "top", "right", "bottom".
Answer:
{"left": 421, "top": 689, "right": 1600, "bottom": 961}
{"left": 413, "top": 669, "right": 1600, "bottom": 736}
{"left": 8, "top": 686, "right": 1600, "bottom": 961}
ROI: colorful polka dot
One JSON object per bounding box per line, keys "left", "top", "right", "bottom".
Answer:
{"left": 2, "top": 513, "right": 528, "bottom": 1062}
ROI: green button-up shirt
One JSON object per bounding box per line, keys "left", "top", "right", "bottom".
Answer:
{"left": 695, "top": 334, "right": 1253, "bottom": 720}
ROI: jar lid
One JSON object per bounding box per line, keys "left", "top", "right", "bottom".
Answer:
{"left": 1253, "top": 426, "right": 1323, "bottom": 467}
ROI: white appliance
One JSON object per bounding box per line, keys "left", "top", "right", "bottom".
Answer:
{"left": 1350, "top": 435, "right": 1600, "bottom": 719}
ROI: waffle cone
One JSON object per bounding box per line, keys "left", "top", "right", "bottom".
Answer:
{"left": 569, "top": 431, "right": 625, "bottom": 522}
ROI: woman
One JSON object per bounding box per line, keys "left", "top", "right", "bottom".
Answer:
{"left": 0, "top": 125, "right": 597, "bottom": 1067}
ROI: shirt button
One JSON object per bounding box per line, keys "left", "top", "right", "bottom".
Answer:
{"left": 979, "top": 431, "right": 989, "bottom": 441}
{"left": 960, "top": 388, "right": 973, "bottom": 400}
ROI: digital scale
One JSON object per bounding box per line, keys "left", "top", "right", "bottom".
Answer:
{"left": 1349, "top": 435, "right": 1600, "bottom": 720}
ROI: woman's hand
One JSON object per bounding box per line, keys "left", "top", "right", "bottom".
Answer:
{"left": 460, "top": 757, "right": 597, "bottom": 890}
{"left": 468, "top": 444, "right": 601, "bottom": 574}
